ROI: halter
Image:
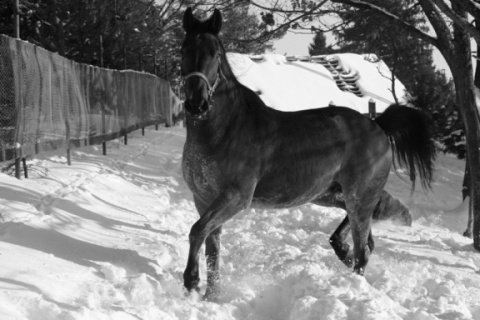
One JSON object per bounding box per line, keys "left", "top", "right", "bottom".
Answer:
{"left": 183, "top": 72, "right": 221, "bottom": 98}
{"left": 182, "top": 55, "right": 225, "bottom": 100}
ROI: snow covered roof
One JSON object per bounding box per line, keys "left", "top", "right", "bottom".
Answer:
{"left": 227, "top": 52, "right": 408, "bottom": 114}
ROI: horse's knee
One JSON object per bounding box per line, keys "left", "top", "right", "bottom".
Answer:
{"left": 189, "top": 220, "right": 209, "bottom": 244}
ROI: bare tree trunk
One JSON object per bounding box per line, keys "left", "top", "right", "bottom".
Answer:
{"left": 448, "top": 7, "right": 480, "bottom": 249}
{"left": 463, "top": 155, "right": 473, "bottom": 237}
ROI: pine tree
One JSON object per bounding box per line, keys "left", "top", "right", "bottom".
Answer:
{"left": 308, "top": 31, "right": 335, "bottom": 55}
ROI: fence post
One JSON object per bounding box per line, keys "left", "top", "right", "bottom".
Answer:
{"left": 368, "top": 98, "right": 376, "bottom": 120}
{"left": 13, "top": 1, "right": 22, "bottom": 178}
{"left": 100, "top": 35, "right": 107, "bottom": 156}
{"left": 153, "top": 50, "right": 158, "bottom": 75}
{"left": 13, "top": 0, "right": 20, "bottom": 39}
{"left": 63, "top": 60, "right": 72, "bottom": 166}
{"left": 14, "top": 158, "right": 20, "bottom": 179}
{"left": 22, "top": 158, "right": 27, "bottom": 178}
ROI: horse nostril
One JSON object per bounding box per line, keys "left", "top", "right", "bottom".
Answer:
{"left": 185, "top": 99, "right": 209, "bottom": 117}
{"left": 188, "top": 98, "right": 205, "bottom": 109}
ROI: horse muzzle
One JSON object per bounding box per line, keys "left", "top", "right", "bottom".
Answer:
{"left": 185, "top": 99, "right": 211, "bottom": 119}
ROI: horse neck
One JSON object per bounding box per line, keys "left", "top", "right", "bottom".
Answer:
{"left": 185, "top": 53, "right": 261, "bottom": 148}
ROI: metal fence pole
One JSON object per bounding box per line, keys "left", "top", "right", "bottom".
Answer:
{"left": 100, "top": 35, "right": 107, "bottom": 156}
{"left": 13, "top": 0, "right": 22, "bottom": 178}
{"left": 13, "top": 0, "right": 20, "bottom": 39}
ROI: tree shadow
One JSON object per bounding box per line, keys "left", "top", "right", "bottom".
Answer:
{"left": 0, "top": 222, "right": 159, "bottom": 277}
{"left": 0, "top": 277, "right": 78, "bottom": 311}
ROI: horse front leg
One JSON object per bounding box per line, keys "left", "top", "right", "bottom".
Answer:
{"left": 184, "top": 188, "right": 252, "bottom": 300}
{"left": 204, "top": 226, "right": 222, "bottom": 300}
{"left": 191, "top": 197, "right": 223, "bottom": 299}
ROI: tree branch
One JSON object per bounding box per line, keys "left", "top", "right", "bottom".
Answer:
{"left": 454, "top": 0, "right": 480, "bottom": 20}
{"left": 230, "top": 1, "right": 335, "bottom": 45}
{"left": 429, "top": 0, "right": 480, "bottom": 44}
{"left": 329, "top": 0, "right": 438, "bottom": 46}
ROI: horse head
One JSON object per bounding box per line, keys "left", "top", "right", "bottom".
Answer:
{"left": 181, "top": 8, "right": 225, "bottom": 120}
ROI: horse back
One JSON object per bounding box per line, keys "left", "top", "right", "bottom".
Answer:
{"left": 252, "top": 106, "right": 391, "bottom": 208}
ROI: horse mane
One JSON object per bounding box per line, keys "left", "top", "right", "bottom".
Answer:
{"left": 209, "top": 36, "right": 275, "bottom": 147}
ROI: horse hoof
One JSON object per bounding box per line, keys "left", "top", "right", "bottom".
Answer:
{"left": 463, "top": 230, "right": 472, "bottom": 238}
{"left": 203, "top": 292, "right": 220, "bottom": 302}
{"left": 353, "top": 266, "right": 365, "bottom": 276}
{"left": 342, "top": 253, "right": 354, "bottom": 268}
{"left": 183, "top": 285, "right": 201, "bottom": 297}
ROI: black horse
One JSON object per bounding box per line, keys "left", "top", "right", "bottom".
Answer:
{"left": 180, "top": 8, "right": 435, "bottom": 300}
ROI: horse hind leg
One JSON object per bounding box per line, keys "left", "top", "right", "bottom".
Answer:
{"left": 342, "top": 170, "right": 388, "bottom": 275}
{"left": 313, "top": 182, "right": 376, "bottom": 272}
{"left": 372, "top": 190, "right": 412, "bottom": 226}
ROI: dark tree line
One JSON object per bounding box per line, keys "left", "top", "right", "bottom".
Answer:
{"left": 0, "top": 0, "right": 285, "bottom": 85}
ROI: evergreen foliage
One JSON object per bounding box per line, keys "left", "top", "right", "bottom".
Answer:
{"left": 308, "top": 31, "right": 335, "bottom": 55}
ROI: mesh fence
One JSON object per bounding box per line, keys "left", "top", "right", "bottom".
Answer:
{"left": 0, "top": 34, "right": 181, "bottom": 162}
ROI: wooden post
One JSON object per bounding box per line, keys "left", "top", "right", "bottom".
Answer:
{"left": 13, "top": 0, "right": 20, "bottom": 38}
{"left": 124, "top": 46, "right": 127, "bottom": 69}
{"left": 142, "top": 127, "right": 145, "bottom": 136}
{"left": 153, "top": 50, "right": 158, "bottom": 75}
{"left": 368, "top": 98, "right": 376, "bottom": 120}
{"left": 22, "top": 158, "right": 28, "bottom": 178}
{"left": 14, "top": 158, "right": 20, "bottom": 179}
{"left": 164, "top": 59, "right": 168, "bottom": 80}
{"left": 124, "top": 134, "right": 128, "bottom": 145}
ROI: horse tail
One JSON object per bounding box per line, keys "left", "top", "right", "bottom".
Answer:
{"left": 375, "top": 104, "right": 436, "bottom": 191}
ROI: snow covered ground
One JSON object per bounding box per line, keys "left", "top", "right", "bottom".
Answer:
{"left": 0, "top": 126, "right": 479, "bottom": 320}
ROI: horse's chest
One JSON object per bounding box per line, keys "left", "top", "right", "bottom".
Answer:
{"left": 182, "top": 145, "right": 222, "bottom": 201}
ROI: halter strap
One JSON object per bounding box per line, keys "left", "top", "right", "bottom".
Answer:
{"left": 183, "top": 72, "right": 220, "bottom": 98}
{"left": 182, "top": 56, "right": 224, "bottom": 98}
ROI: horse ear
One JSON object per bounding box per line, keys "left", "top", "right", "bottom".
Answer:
{"left": 208, "top": 9, "right": 222, "bottom": 35}
{"left": 183, "top": 7, "right": 196, "bottom": 33}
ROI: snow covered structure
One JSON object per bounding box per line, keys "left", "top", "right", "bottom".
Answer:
{"left": 227, "top": 53, "right": 408, "bottom": 114}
